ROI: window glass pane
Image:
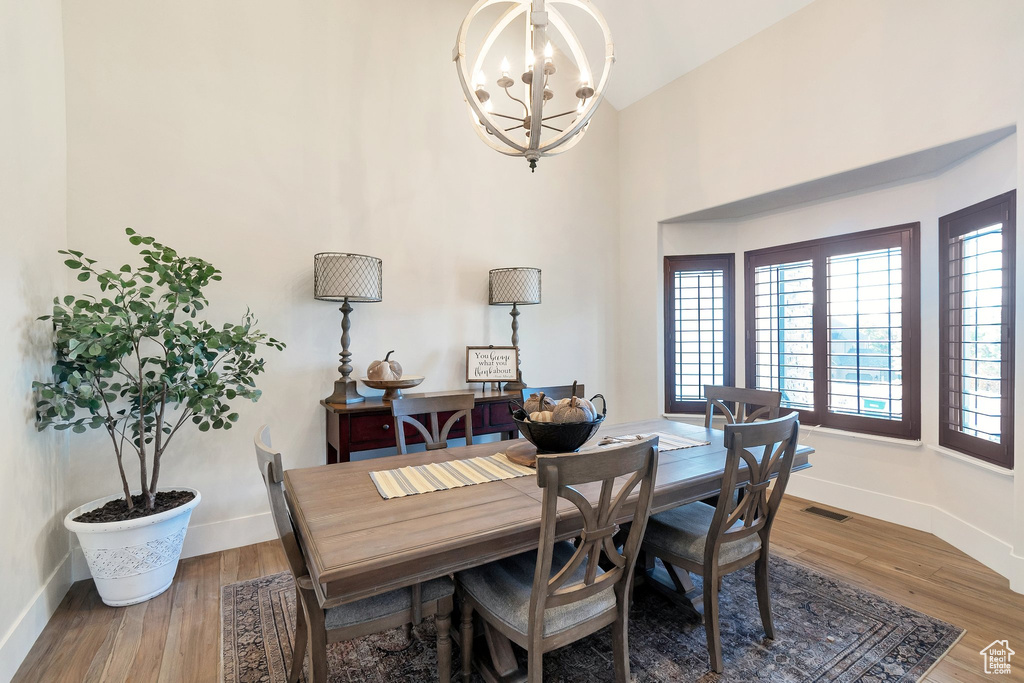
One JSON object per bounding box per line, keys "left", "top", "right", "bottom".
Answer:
{"left": 947, "top": 223, "right": 1004, "bottom": 443}
{"left": 826, "top": 247, "right": 902, "bottom": 421}
{"left": 752, "top": 260, "right": 814, "bottom": 411}
{"left": 671, "top": 268, "right": 726, "bottom": 402}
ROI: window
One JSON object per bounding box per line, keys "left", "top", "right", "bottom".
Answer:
{"left": 745, "top": 224, "right": 921, "bottom": 439}
{"left": 664, "top": 254, "right": 734, "bottom": 413}
{"left": 939, "top": 191, "right": 1015, "bottom": 468}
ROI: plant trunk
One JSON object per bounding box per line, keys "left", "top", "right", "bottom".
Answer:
{"left": 150, "top": 450, "right": 161, "bottom": 502}
{"left": 138, "top": 448, "right": 152, "bottom": 510}
{"left": 117, "top": 453, "right": 133, "bottom": 510}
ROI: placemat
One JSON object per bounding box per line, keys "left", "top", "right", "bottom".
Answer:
{"left": 597, "top": 431, "right": 710, "bottom": 451}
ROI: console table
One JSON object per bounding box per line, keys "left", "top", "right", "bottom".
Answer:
{"left": 321, "top": 389, "right": 521, "bottom": 464}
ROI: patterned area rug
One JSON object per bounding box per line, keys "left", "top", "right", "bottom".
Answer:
{"left": 221, "top": 557, "right": 963, "bottom": 682}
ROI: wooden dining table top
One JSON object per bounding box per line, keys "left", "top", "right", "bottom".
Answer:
{"left": 284, "top": 417, "right": 814, "bottom": 606}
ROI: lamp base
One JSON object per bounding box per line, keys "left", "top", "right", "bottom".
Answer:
{"left": 503, "top": 380, "right": 526, "bottom": 392}
{"left": 325, "top": 378, "right": 365, "bottom": 404}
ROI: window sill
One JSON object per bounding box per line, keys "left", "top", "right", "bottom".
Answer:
{"left": 799, "top": 425, "right": 922, "bottom": 448}
{"left": 664, "top": 415, "right": 924, "bottom": 447}
{"left": 928, "top": 444, "right": 1015, "bottom": 478}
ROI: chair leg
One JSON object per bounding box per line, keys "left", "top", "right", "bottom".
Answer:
{"left": 436, "top": 597, "right": 452, "bottom": 682}
{"left": 288, "top": 587, "right": 309, "bottom": 683}
{"left": 755, "top": 554, "right": 775, "bottom": 639}
{"left": 527, "top": 648, "right": 544, "bottom": 683}
{"left": 305, "top": 598, "right": 329, "bottom": 683}
{"left": 460, "top": 599, "right": 474, "bottom": 683}
{"left": 703, "top": 572, "right": 724, "bottom": 673}
{"left": 612, "top": 594, "right": 631, "bottom": 683}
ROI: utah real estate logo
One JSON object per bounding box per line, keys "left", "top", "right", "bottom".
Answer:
{"left": 980, "top": 640, "right": 1015, "bottom": 675}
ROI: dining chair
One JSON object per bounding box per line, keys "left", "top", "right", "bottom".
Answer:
{"left": 520, "top": 383, "right": 586, "bottom": 402}
{"left": 703, "top": 385, "right": 782, "bottom": 426}
{"left": 456, "top": 436, "right": 659, "bottom": 683}
{"left": 391, "top": 392, "right": 476, "bottom": 454}
{"left": 641, "top": 413, "right": 799, "bottom": 673}
{"left": 253, "top": 426, "right": 454, "bottom": 682}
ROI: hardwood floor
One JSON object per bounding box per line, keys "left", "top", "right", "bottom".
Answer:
{"left": 14, "top": 496, "right": 1023, "bottom": 682}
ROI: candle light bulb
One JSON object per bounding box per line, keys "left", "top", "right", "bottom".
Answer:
{"left": 484, "top": 100, "right": 493, "bottom": 113}
{"left": 500, "top": 57, "right": 510, "bottom": 76}
{"left": 543, "top": 41, "right": 553, "bottom": 61}
{"left": 579, "top": 67, "right": 590, "bottom": 85}
{"left": 474, "top": 69, "right": 486, "bottom": 88}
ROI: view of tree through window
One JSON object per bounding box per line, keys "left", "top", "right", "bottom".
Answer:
{"left": 752, "top": 260, "right": 814, "bottom": 411}
{"left": 826, "top": 247, "right": 903, "bottom": 421}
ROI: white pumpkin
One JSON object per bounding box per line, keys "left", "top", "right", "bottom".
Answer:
{"left": 529, "top": 410, "right": 555, "bottom": 423}
{"left": 553, "top": 395, "right": 596, "bottom": 424}
{"left": 524, "top": 391, "right": 556, "bottom": 414}
{"left": 367, "top": 350, "right": 403, "bottom": 381}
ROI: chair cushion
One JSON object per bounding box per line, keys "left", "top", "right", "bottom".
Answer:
{"left": 324, "top": 576, "right": 454, "bottom": 630}
{"left": 644, "top": 501, "right": 761, "bottom": 566}
{"left": 457, "top": 541, "right": 616, "bottom": 638}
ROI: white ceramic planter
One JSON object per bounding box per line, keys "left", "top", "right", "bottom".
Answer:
{"left": 64, "top": 488, "right": 201, "bottom": 606}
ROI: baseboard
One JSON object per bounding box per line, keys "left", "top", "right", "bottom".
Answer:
{"left": 1010, "top": 552, "right": 1024, "bottom": 593}
{"left": 0, "top": 551, "right": 73, "bottom": 682}
{"left": 789, "top": 472, "right": 1019, "bottom": 590}
{"left": 71, "top": 511, "right": 278, "bottom": 582}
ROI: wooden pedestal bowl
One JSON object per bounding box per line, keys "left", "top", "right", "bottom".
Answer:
{"left": 359, "top": 375, "right": 424, "bottom": 403}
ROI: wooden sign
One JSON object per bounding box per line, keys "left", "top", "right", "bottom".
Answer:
{"left": 466, "top": 346, "right": 519, "bottom": 383}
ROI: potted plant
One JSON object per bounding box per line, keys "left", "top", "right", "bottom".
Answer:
{"left": 33, "top": 229, "right": 284, "bottom": 606}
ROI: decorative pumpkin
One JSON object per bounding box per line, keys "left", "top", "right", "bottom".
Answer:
{"left": 529, "top": 410, "right": 555, "bottom": 423}
{"left": 553, "top": 395, "right": 597, "bottom": 424}
{"left": 367, "top": 350, "right": 403, "bottom": 381}
{"left": 524, "top": 391, "right": 556, "bottom": 414}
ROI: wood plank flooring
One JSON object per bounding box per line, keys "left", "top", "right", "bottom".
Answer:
{"left": 13, "top": 496, "right": 1023, "bottom": 682}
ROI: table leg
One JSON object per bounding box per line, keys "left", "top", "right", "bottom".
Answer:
{"left": 642, "top": 559, "right": 704, "bottom": 621}
{"left": 468, "top": 620, "right": 527, "bottom": 683}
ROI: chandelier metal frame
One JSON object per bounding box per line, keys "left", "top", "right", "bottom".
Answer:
{"left": 453, "top": 0, "right": 614, "bottom": 171}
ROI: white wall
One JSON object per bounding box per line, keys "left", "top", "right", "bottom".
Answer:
{"left": 60, "top": 0, "right": 620, "bottom": 564}
{"left": 617, "top": 0, "right": 1024, "bottom": 589}
{"left": 0, "top": 0, "right": 71, "bottom": 678}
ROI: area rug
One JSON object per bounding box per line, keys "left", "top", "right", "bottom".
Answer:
{"left": 221, "top": 556, "right": 963, "bottom": 682}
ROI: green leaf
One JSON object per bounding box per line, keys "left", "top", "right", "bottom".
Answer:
{"left": 77, "top": 272, "right": 91, "bottom": 281}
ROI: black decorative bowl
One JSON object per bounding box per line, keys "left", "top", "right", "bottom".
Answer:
{"left": 509, "top": 395, "right": 607, "bottom": 454}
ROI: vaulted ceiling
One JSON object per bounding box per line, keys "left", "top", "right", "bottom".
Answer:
{"left": 591, "top": 0, "right": 816, "bottom": 109}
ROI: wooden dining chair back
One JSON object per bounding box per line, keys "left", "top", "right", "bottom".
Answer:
{"left": 254, "top": 425, "right": 310, "bottom": 586}
{"left": 521, "top": 383, "right": 586, "bottom": 403}
{"left": 457, "top": 437, "right": 659, "bottom": 683}
{"left": 391, "top": 392, "right": 475, "bottom": 453}
{"left": 254, "top": 426, "right": 454, "bottom": 683}
{"left": 711, "top": 413, "right": 799, "bottom": 564}
{"left": 533, "top": 436, "right": 659, "bottom": 630}
{"left": 703, "top": 385, "right": 782, "bottom": 427}
{"left": 640, "top": 413, "right": 798, "bottom": 673}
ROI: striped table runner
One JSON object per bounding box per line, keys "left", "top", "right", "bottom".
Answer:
{"left": 596, "top": 431, "right": 710, "bottom": 451}
{"left": 370, "top": 453, "right": 535, "bottom": 500}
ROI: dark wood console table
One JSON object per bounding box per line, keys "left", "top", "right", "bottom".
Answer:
{"left": 321, "top": 389, "right": 521, "bottom": 464}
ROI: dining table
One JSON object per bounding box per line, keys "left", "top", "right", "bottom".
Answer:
{"left": 284, "top": 417, "right": 814, "bottom": 682}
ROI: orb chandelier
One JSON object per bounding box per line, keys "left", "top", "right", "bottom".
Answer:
{"left": 453, "top": 0, "right": 614, "bottom": 172}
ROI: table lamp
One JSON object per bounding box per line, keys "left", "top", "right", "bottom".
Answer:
{"left": 314, "top": 252, "right": 382, "bottom": 404}
{"left": 488, "top": 267, "right": 541, "bottom": 391}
